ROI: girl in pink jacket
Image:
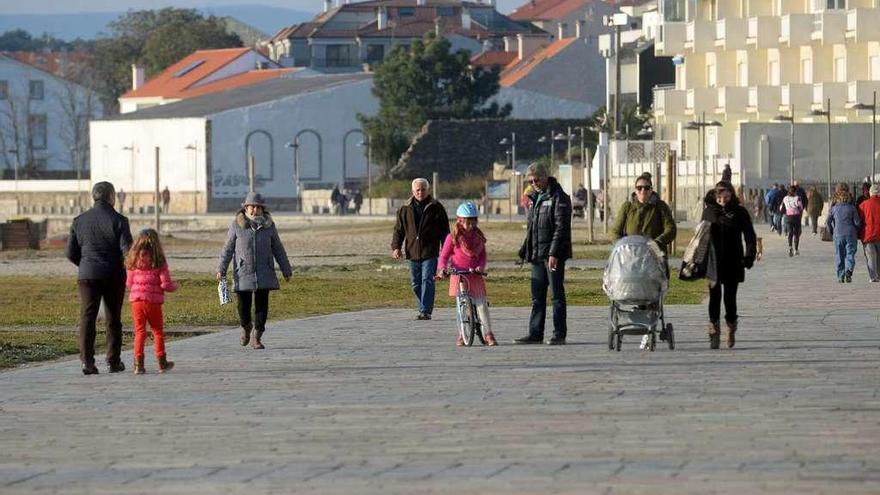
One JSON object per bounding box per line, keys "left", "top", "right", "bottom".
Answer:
{"left": 437, "top": 202, "right": 496, "bottom": 346}
{"left": 125, "top": 228, "right": 178, "bottom": 374}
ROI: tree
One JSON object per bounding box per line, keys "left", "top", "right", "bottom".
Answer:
{"left": 358, "top": 34, "right": 512, "bottom": 170}
{"left": 89, "top": 8, "right": 242, "bottom": 112}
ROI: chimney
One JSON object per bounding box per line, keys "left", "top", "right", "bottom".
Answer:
{"left": 517, "top": 33, "right": 524, "bottom": 60}
{"left": 435, "top": 17, "right": 441, "bottom": 36}
{"left": 557, "top": 22, "right": 567, "bottom": 39}
{"left": 324, "top": 0, "right": 332, "bottom": 12}
{"left": 417, "top": 0, "right": 426, "bottom": 5}
{"left": 462, "top": 8, "right": 472, "bottom": 30}
{"left": 377, "top": 7, "right": 387, "bottom": 30}
{"left": 131, "top": 64, "right": 145, "bottom": 91}
{"left": 576, "top": 20, "right": 585, "bottom": 39}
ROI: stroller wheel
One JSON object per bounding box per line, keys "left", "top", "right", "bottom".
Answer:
{"left": 616, "top": 333, "right": 622, "bottom": 352}
{"left": 649, "top": 332, "right": 657, "bottom": 352}
{"left": 666, "top": 323, "right": 675, "bottom": 350}
{"left": 608, "top": 328, "right": 615, "bottom": 350}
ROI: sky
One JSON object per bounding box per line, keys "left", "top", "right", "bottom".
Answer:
{"left": 0, "top": 0, "right": 520, "bottom": 15}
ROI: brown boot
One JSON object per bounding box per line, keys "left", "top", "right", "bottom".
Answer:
{"left": 707, "top": 321, "right": 721, "bottom": 350}
{"left": 157, "top": 355, "right": 174, "bottom": 373}
{"left": 133, "top": 356, "right": 145, "bottom": 375}
{"left": 726, "top": 320, "right": 737, "bottom": 349}
{"left": 251, "top": 328, "right": 265, "bottom": 349}
{"left": 240, "top": 323, "right": 253, "bottom": 346}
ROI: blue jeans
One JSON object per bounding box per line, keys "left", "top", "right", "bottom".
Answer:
{"left": 834, "top": 235, "right": 858, "bottom": 280}
{"left": 528, "top": 260, "right": 567, "bottom": 339}
{"left": 409, "top": 258, "right": 438, "bottom": 315}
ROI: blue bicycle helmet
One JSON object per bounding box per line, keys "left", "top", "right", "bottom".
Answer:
{"left": 456, "top": 202, "right": 479, "bottom": 218}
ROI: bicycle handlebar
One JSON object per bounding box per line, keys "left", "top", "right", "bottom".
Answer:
{"left": 443, "top": 268, "right": 487, "bottom": 277}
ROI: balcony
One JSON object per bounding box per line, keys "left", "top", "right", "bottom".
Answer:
{"left": 781, "top": 83, "right": 814, "bottom": 109}
{"left": 812, "top": 82, "right": 848, "bottom": 108}
{"left": 654, "top": 87, "right": 687, "bottom": 117}
{"left": 811, "top": 11, "right": 846, "bottom": 45}
{"left": 686, "top": 87, "right": 717, "bottom": 116}
{"left": 847, "top": 8, "right": 880, "bottom": 43}
{"left": 748, "top": 86, "right": 782, "bottom": 114}
{"left": 848, "top": 81, "right": 880, "bottom": 106}
{"left": 656, "top": 22, "right": 687, "bottom": 56}
{"left": 717, "top": 87, "right": 750, "bottom": 114}
{"left": 779, "top": 14, "right": 813, "bottom": 46}
{"left": 685, "top": 20, "right": 715, "bottom": 53}
{"left": 715, "top": 18, "right": 748, "bottom": 51}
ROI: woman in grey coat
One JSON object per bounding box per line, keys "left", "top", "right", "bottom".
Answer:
{"left": 216, "top": 192, "right": 292, "bottom": 349}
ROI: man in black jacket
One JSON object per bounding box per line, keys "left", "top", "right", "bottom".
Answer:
{"left": 66, "top": 181, "right": 133, "bottom": 375}
{"left": 391, "top": 178, "right": 450, "bottom": 320}
{"left": 516, "top": 163, "right": 572, "bottom": 345}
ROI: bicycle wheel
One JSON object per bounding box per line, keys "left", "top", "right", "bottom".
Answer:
{"left": 459, "top": 300, "right": 476, "bottom": 346}
{"left": 456, "top": 298, "right": 471, "bottom": 345}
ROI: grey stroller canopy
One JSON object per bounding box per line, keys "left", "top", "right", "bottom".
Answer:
{"left": 602, "top": 236, "right": 669, "bottom": 303}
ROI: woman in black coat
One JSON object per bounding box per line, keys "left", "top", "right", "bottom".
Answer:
{"left": 702, "top": 181, "right": 757, "bottom": 349}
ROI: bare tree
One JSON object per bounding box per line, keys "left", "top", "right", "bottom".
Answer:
{"left": 0, "top": 85, "right": 31, "bottom": 177}
{"left": 56, "top": 67, "right": 99, "bottom": 179}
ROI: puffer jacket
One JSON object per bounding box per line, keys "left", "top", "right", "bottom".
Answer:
{"left": 610, "top": 191, "right": 677, "bottom": 255}
{"left": 518, "top": 177, "right": 572, "bottom": 262}
{"left": 702, "top": 190, "right": 757, "bottom": 284}
{"left": 217, "top": 211, "right": 292, "bottom": 292}
{"left": 859, "top": 196, "right": 880, "bottom": 243}
{"left": 65, "top": 201, "right": 133, "bottom": 280}
{"left": 391, "top": 195, "right": 450, "bottom": 261}
{"left": 126, "top": 254, "right": 177, "bottom": 304}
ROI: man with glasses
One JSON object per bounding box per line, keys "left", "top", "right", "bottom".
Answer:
{"left": 392, "top": 178, "right": 450, "bottom": 320}
{"left": 515, "top": 163, "right": 572, "bottom": 345}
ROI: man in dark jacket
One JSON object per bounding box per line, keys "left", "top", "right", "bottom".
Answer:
{"left": 515, "top": 163, "right": 572, "bottom": 345}
{"left": 65, "top": 181, "right": 133, "bottom": 375}
{"left": 392, "top": 178, "right": 450, "bottom": 320}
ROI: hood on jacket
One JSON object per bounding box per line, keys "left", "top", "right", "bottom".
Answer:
{"left": 703, "top": 189, "right": 741, "bottom": 209}
{"left": 235, "top": 210, "right": 274, "bottom": 229}
{"left": 628, "top": 190, "right": 661, "bottom": 206}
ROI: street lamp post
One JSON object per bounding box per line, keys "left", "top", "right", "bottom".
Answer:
{"left": 604, "top": 13, "right": 628, "bottom": 135}
{"left": 284, "top": 140, "right": 303, "bottom": 213}
{"left": 185, "top": 144, "right": 198, "bottom": 214}
{"left": 808, "top": 99, "right": 832, "bottom": 197}
{"left": 581, "top": 126, "right": 595, "bottom": 243}
{"left": 358, "top": 137, "right": 372, "bottom": 215}
{"left": 122, "top": 144, "right": 134, "bottom": 213}
{"left": 687, "top": 112, "right": 722, "bottom": 194}
{"left": 772, "top": 104, "right": 796, "bottom": 187}
{"left": 852, "top": 90, "right": 877, "bottom": 183}
{"left": 500, "top": 132, "right": 518, "bottom": 220}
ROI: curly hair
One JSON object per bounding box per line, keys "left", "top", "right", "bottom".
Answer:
{"left": 125, "top": 228, "right": 167, "bottom": 270}
{"left": 452, "top": 217, "right": 486, "bottom": 247}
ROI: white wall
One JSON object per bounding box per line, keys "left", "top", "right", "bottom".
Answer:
{"left": 493, "top": 86, "right": 594, "bottom": 119}
{"left": 89, "top": 118, "right": 208, "bottom": 196}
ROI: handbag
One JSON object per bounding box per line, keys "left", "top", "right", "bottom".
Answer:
{"left": 820, "top": 226, "right": 833, "bottom": 242}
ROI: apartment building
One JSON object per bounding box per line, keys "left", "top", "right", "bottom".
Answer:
{"left": 652, "top": 0, "right": 880, "bottom": 184}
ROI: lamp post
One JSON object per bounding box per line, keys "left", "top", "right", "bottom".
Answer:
{"left": 6, "top": 148, "right": 18, "bottom": 214}
{"left": 358, "top": 137, "right": 372, "bottom": 215}
{"left": 687, "top": 111, "right": 722, "bottom": 194}
{"left": 772, "top": 105, "right": 795, "bottom": 187}
{"left": 499, "top": 133, "right": 518, "bottom": 220}
{"left": 807, "top": 98, "right": 832, "bottom": 197}
{"left": 852, "top": 90, "right": 877, "bottom": 183}
{"left": 122, "top": 144, "right": 135, "bottom": 213}
{"left": 185, "top": 143, "right": 198, "bottom": 214}
{"left": 581, "top": 126, "right": 595, "bottom": 243}
{"left": 604, "top": 13, "right": 628, "bottom": 135}
{"left": 284, "top": 140, "right": 303, "bottom": 213}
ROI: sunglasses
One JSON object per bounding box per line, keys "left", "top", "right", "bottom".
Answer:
{"left": 636, "top": 185, "right": 652, "bottom": 191}
{"left": 528, "top": 177, "right": 545, "bottom": 184}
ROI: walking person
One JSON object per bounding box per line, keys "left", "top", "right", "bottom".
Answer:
{"left": 161, "top": 186, "right": 170, "bottom": 214}
{"left": 353, "top": 189, "right": 363, "bottom": 214}
{"left": 702, "top": 181, "right": 757, "bottom": 349}
{"left": 217, "top": 192, "right": 292, "bottom": 349}
{"left": 391, "top": 178, "right": 450, "bottom": 320}
{"left": 857, "top": 184, "right": 880, "bottom": 283}
{"left": 65, "top": 181, "right": 133, "bottom": 375}
{"left": 770, "top": 184, "right": 786, "bottom": 236}
{"left": 117, "top": 188, "right": 127, "bottom": 214}
{"left": 805, "top": 186, "right": 824, "bottom": 235}
{"left": 515, "top": 163, "right": 572, "bottom": 345}
{"left": 436, "top": 202, "right": 497, "bottom": 346}
{"left": 781, "top": 185, "right": 804, "bottom": 257}
{"left": 126, "top": 228, "right": 179, "bottom": 374}
{"left": 826, "top": 185, "right": 861, "bottom": 283}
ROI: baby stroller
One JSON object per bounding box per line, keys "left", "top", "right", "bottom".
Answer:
{"left": 602, "top": 236, "right": 675, "bottom": 351}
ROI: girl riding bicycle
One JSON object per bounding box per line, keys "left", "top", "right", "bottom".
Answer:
{"left": 437, "top": 202, "right": 497, "bottom": 346}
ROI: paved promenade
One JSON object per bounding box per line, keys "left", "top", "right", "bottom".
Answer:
{"left": 1, "top": 230, "right": 878, "bottom": 494}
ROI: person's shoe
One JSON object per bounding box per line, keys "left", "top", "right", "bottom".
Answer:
{"left": 789, "top": 248, "right": 793, "bottom": 257}
{"left": 639, "top": 334, "right": 650, "bottom": 350}
{"left": 108, "top": 361, "right": 125, "bottom": 373}
{"left": 456, "top": 334, "right": 464, "bottom": 347}
{"left": 547, "top": 336, "right": 566, "bottom": 345}
{"left": 725, "top": 320, "right": 737, "bottom": 349}
{"left": 845, "top": 271, "right": 853, "bottom": 283}
{"left": 416, "top": 312, "right": 428, "bottom": 320}
{"left": 707, "top": 321, "right": 721, "bottom": 350}
{"left": 240, "top": 323, "right": 253, "bottom": 346}
{"left": 513, "top": 335, "right": 543, "bottom": 344}
{"left": 81, "top": 362, "right": 98, "bottom": 375}
{"left": 133, "top": 356, "right": 145, "bottom": 375}
{"left": 485, "top": 332, "right": 497, "bottom": 346}
{"left": 423, "top": 313, "right": 432, "bottom": 320}
{"left": 839, "top": 277, "right": 845, "bottom": 283}
{"left": 795, "top": 249, "right": 800, "bottom": 256}
{"left": 157, "top": 355, "right": 174, "bottom": 373}
{"left": 251, "top": 329, "right": 265, "bottom": 349}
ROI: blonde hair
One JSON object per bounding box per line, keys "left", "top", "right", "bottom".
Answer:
{"left": 125, "top": 228, "right": 166, "bottom": 270}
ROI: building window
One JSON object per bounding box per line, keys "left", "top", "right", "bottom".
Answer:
{"left": 325, "top": 44, "right": 355, "bottom": 67}
{"left": 801, "top": 58, "right": 813, "bottom": 84}
{"left": 834, "top": 57, "right": 846, "bottom": 82}
{"left": 871, "top": 55, "right": 880, "bottom": 80}
{"left": 28, "top": 114, "right": 47, "bottom": 150}
{"left": 398, "top": 7, "right": 415, "bottom": 17}
{"left": 768, "top": 59, "right": 780, "bottom": 85}
{"left": 29, "top": 80, "right": 44, "bottom": 100}
{"left": 706, "top": 60, "right": 717, "bottom": 88}
{"left": 366, "top": 44, "right": 385, "bottom": 63}
{"left": 437, "top": 7, "right": 454, "bottom": 16}
{"left": 737, "top": 61, "right": 747, "bottom": 86}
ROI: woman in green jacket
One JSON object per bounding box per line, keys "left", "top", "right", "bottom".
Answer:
{"left": 610, "top": 173, "right": 677, "bottom": 255}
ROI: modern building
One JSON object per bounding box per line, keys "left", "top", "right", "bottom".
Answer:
{"left": 266, "top": 0, "right": 543, "bottom": 70}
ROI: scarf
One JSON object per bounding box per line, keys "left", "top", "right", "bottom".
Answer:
{"left": 246, "top": 212, "right": 266, "bottom": 228}
{"left": 455, "top": 228, "right": 485, "bottom": 260}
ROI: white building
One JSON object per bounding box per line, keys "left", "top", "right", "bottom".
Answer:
{"left": 90, "top": 74, "right": 376, "bottom": 213}
{"left": 0, "top": 54, "right": 103, "bottom": 178}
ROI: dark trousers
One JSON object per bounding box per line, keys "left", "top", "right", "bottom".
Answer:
{"left": 809, "top": 214, "right": 819, "bottom": 234}
{"left": 786, "top": 216, "right": 802, "bottom": 250}
{"left": 708, "top": 281, "right": 738, "bottom": 324}
{"left": 237, "top": 289, "right": 270, "bottom": 332}
{"left": 77, "top": 276, "right": 126, "bottom": 366}
{"left": 528, "top": 260, "right": 567, "bottom": 339}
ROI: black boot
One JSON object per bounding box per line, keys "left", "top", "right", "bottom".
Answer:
{"left": 708, "top": 321, "right": 721, "bottom": 350}
{"left": 240, "top": 323, "right": 253, "bottom": 346}
{"left": 251, "top": 328, "right": 265, "bottom": 349}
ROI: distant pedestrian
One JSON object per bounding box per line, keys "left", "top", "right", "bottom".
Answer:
{"left": 702, "top": 181, "right": 757, "bottom": 349}
{"left": 856, "top": 182, "right": 871, "bottom": 208}
{"left": 391, "top": 178, "right": 450, "bottom": 320}
{"left": 769, "top": 184, "right": 785, "bottom": 235}
{"left": 826, "top": 185, "right": 861, "bottom": 283}
{"left": 117, "top": 189, "right": 127, "bottom": 213}
{"left": 353, "top": 189, "right": 363, "bottom": 214}
{"left": 125, "top": 228, "right": 179, "bottom": 374}
{"left": 161, "top": 186, "right": 170, "bottom": 214}
{"left": 805, "top": 186, "right": 824, "bottom": 235}
{"left": 217, "top": 192, "right": 292, "bottom": 349}
{"left": 721, "top": 163, "right": 732, "bottom": 183}
{"left": 781, "top": 185, "right": 804, "bottom": 257}
{"left": 515, "top": 163, "right": 572, "bottom": 345}
{"left": 436, "top": 202, "right": 497, "bottom": 346}
{"left": 330, "top": 185, "right": 341, "bottom": 215}
{"left": 857, "top": 184, "right": 880, "bottom": 283}
{"left": 65, "top": 181, "right": 133, "bottom": 375}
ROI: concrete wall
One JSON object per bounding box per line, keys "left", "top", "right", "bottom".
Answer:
{"left": 510, "top": 38, "right": 606, "bottom": 109}
{"left": 493, "top": 86, "right": 594, "bottom": 119}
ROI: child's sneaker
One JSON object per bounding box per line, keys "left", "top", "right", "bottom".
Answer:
{"left": 133, "top": 356, "right": 145, "bottom": 375}
{"left": 157, "top": 355, "right": 174, "bottom": 373}
{"left": 485, "top": 332, "right": 497, "bottom": 346}
{"left": 456, "top": 334, "right": 464, "bottom": 346}
{"left": 639, "top": 334, "right": 650, "bottom": 350}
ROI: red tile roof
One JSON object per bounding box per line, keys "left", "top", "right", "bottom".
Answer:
{"left": 2, "top": 50, "right": 91, "bottom": 78}
{"left": 509, "top": 0, "right": 589, "bottom": 21}
{"left": 470, "top": 50, "right": 518, "bottom": 68}
{"left": 499, "top": 37, "right": 575, "bottom": 87}
{"left": 122, "top": 48, "right": 256, "bottom": 99}
{"left": 177, "top": 68, "right": 298, "bottom": 98}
